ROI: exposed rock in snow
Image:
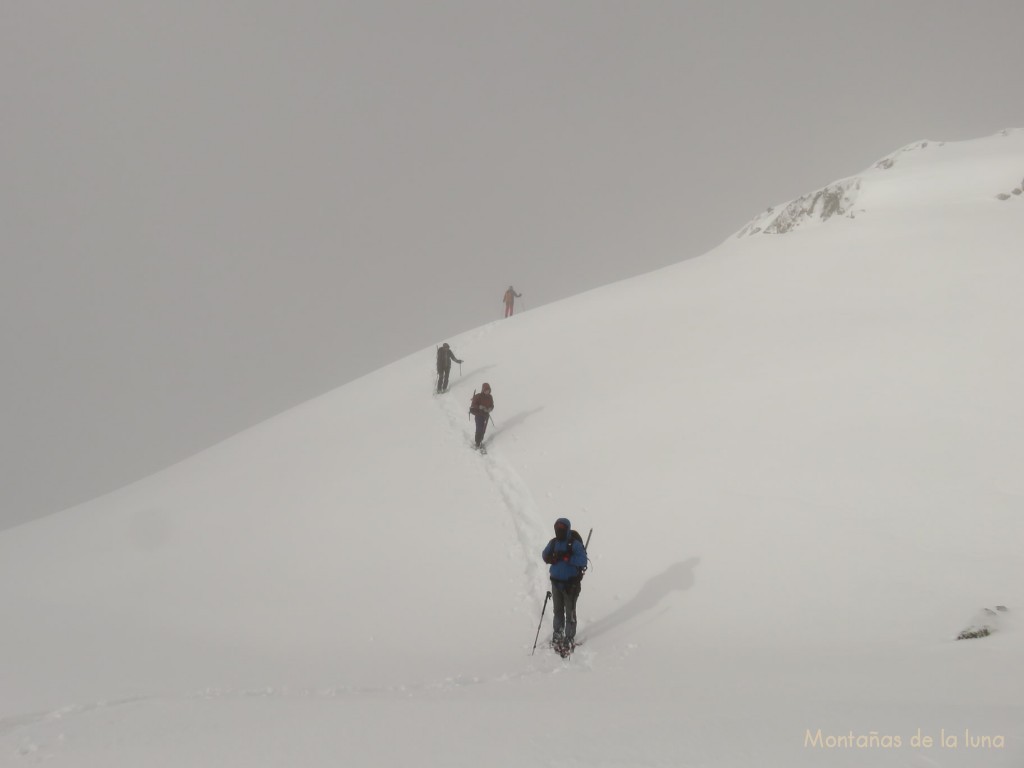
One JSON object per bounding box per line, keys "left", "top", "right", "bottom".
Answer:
{"left": 957, "top": 606, "right": 1009, "bottom": 640}
{"left": 736, "top": 132, "right": 1024, "bottom": 238}
{"left": 735, "top": 177, "right": 861, "bottom": 237}
{"left": 873, "top": 139, "right": 942, "bottom": 171}
{"left": 995, "top": 178, "right": 1023, "bottom": 201}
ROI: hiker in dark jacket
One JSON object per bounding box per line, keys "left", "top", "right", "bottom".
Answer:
{"left": 435, "top": 343, "right": 463, "bottom": 393}
{"left": 468, "top": 383, "right": 494, "bottom": 448}
{"left": 541, "top": 517, "right": 588, "bottom": 650}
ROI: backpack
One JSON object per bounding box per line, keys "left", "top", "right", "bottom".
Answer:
{"left": 469, "top": 390, "right": 491, "bottom": 416}
{"left": 548, "top": 529, "right": 586, "bottom": 567}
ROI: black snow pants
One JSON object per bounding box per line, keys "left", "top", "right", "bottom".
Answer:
{"left": 436, "top": 364, "right": 451, "bottom": 392}
{"left": 551, "top": 580, "right": 581, "bottom": 641}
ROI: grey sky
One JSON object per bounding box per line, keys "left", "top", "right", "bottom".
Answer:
{"left": 2, "top": 0, "right": 1022, "bottom": 528}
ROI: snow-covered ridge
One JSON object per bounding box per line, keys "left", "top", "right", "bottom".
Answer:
{"left": 736, "top": 129, "right": 1024, "bottom": 238}
{"left": 2, "top": 129, "right": 1024, "bottom": 766}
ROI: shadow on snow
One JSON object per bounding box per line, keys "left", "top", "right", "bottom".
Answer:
{"left": 584, "top": 557, "right": 700, "bottom": 641}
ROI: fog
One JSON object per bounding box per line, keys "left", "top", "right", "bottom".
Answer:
{"left": 2, "top": 0, "right": 1022, "bottom": 527}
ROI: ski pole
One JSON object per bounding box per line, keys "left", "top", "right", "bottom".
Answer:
{"left": 531, "top": 591, "right": 552, "bottom": 655}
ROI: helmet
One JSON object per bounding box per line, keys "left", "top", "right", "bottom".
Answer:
{"left": 482, "top": 382, "right": 491, "bottom": 392}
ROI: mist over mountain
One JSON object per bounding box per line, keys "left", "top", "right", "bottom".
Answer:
{"left": 1, "top": 131, "right": 1022, "bottom": 766}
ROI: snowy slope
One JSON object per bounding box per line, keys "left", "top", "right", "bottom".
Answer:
{"left": 2, "top": 131, "right": 1023, "bottom": 767}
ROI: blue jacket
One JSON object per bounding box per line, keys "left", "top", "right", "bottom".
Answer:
{"left": 542, "top": 517, "right": 588, "bottom": 583}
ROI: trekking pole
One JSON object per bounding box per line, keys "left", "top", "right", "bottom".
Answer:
{"left": 581, "top": 528, "right": 593, "bottom": 579}
{"left": 531, "top": 591, "right": 552, "bottom": 655}
{"left": 459, "top": 361, "right": 462, "bottom": 377}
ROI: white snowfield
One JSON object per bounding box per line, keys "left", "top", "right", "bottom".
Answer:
{"left": 2, "top": 131, "right": 1023, "bottom": 767}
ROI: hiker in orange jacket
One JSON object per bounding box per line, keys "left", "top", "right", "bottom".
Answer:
{"left": 503, "top": 286, "right": 522, "bottom": 318}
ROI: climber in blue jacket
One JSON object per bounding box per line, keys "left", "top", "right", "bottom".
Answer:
{"left": 541, "top": 517, "right": 588, "bottom": 650}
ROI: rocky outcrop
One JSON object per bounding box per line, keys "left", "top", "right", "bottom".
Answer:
{"left": 873, "top": 139, "right": 943, "bottom": 171}
{"left": 735, "top": 177, "right": 861, "bottom": 238}
{"left": 734, "top": 140, "right": 936, "bottom": 239}
{"left": 735, "top": 132, "right": 1023, "bottom": 238}
{"left": 994, "top": 176, "right": 1023, "bottom": 201}
{"left": 956, "top": 605, "right": 1009, "bottom": 640}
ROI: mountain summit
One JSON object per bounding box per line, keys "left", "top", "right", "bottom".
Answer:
{"left": 736, "top": 129, "right": 1024, "bottom": 237}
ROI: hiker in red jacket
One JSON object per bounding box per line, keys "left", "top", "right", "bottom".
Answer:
{"left": 503, "top": 286, "right": 522, "bottom": 318}
{"left": 469, "top": 383, "right": 494, "bottom": 449}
